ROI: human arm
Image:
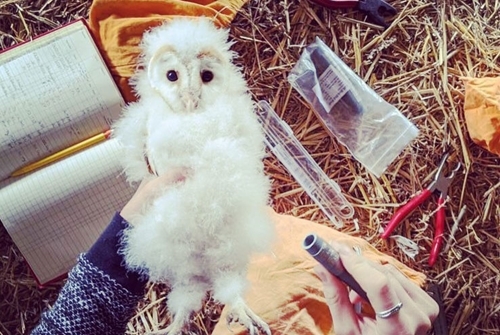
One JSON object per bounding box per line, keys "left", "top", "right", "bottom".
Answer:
{"left": 31, "top": 170, "right": 187, "bottom": 335}
{"left": 30, "top": 212, "right": 146, "bottom": 335}
{"left": 315, "top": 241, "right": 439, "bottom": 335}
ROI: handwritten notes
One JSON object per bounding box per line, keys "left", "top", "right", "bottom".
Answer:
{"left": 0, "top": 21, "right": 123, "bottom": 180}
{"left": 0, "top": 21, "right": 131, "bottom": 285}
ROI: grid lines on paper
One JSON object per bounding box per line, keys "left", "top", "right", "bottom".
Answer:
{"left": 0, "top": 140, "right": 136, "bottom": 284}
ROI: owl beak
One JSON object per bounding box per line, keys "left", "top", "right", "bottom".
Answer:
{"left": 181, "top": 91, "right": 200, "bottom": 113}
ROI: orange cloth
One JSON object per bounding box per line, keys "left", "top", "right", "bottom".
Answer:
{"left": 87, "top": 0, "right": 248, "bottom": 102}
{"left": 212, "top": 209, "right": 426, "bottom": 335}
{"left": 463, "top": 77, "right": 500, "bottom": 156}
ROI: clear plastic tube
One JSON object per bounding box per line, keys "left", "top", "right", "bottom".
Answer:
{"left": 257, "top": 100, "right": 354, "bottom": 228}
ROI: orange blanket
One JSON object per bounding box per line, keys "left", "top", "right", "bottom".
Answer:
{"left": 212, "top": 209, "right": 426, "bottom": 335}
{"left": 88, "top": 0, "right": 248, "bottom": 102}
{"left": 463, "top": 77, "right": 500, "bottom": 156}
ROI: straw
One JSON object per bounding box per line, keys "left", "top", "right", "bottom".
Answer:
{"left": 1, "top": 0, "right": 499, "bottom": 334}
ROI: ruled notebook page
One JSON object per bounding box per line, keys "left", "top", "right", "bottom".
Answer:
{"left": 0, "top": 139, "right": 136, "bottom": 285}
{"left": 0, "top": 20, "right": 124, "bottom": 180}
{"left": 0, "top": 21, "right": 131, "bottom": 285}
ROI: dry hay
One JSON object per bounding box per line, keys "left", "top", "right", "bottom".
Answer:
{"left": 1, "top": 0, "right": 500, "bottom": 334}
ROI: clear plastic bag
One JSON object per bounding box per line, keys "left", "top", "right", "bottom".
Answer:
{"left": 288, "top": 37, "right": 418, "bottom": 177}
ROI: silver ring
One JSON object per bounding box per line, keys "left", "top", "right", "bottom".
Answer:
{"left": 376, "top": 302, "right": 403, "bottom": 319}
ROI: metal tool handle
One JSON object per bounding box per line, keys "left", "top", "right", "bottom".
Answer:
{"left": 429, "top": 196, "right": 446, "bottom": 266}
{"left": 303, "top": 233, "right": 370, "bottom": 303}
{"left": 381, "top": 188, "right": 433, "bottom": 239}
{"left": 427, "top": 284, "right": 449, "bottom": 335}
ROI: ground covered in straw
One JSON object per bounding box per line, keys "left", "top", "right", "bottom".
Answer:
{"left": 1, "top": 0, "right": 499, "bottom": 334}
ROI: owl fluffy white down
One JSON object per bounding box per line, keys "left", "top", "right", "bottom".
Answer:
{"left": 112, "top": 18, "right": 274, "bottom": 335}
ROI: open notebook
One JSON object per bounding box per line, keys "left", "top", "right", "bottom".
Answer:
{"left": 0, "top": 20, "right": 136, "bottom": 286}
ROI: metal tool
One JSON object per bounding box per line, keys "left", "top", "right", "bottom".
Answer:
{"left": 381, "top": 152, "right": 461, "bottom": 266}
{"left": 310, "top": 0, "right": 397, "bottom": 27}
{"left": 427, "top": 284, "right": 449, "bottom": 335}
{"left": 303, "top": 233, "right": 369, "bottom": 303}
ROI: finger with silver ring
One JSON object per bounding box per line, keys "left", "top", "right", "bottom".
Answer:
{"left": 361, "top": 260, "right": 422, "bottom": 320}
{"left": 385, "top": 265, "right": 439, "bottom": 321}
{"left": 376, "top": 265, "right": 437, "bottom": 333}
{"left": 359, "top": 257, "right": 436, "bottom": 333}
{"left": 329, "top": 241, "right": 407, "bottom": 325}
{"left": 371, "top": 262, "right": 437, "bottom": 319}
{"left": 329, "top": 241, "right": 437, "bottom": 334}
{"left": 376, "top": 301, "right": 403, "bottom": 318}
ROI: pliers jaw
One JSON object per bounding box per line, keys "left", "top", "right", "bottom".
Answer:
{"left": 357, "top": 0, "right": 397, "bottom": 27}
{"left": 427, "top": 152, "right": 462, "bottom": 199}
{"left": 309, "top": 0, "right": 397, "bottom": 28}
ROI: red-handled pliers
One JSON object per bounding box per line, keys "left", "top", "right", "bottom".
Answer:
{"left": 309, "top": 0, "right": 397, "bottom": 27}
{"left": 381, "top": 152, "right": 461, "bottom": 266}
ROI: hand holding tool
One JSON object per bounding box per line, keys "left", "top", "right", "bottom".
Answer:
{"left": 381, "top": 152, "right": 461, "bottom": 266}
{"left": 309, "top": 0, "right": 397, "bottom": 27}
{"left": 303, "top": 233, "right": 370, "bottom": 303}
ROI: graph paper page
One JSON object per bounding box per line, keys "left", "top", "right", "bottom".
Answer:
{"left": 0, "top": 21, "right": 130, "bottom": 284}
{"left": 0, "top": 139, "right": 136, "bottom": 285}
{"left": 0, "top": 20, "right": 124, "bottom": 180}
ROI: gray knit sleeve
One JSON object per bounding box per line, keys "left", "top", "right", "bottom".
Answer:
{"left": 31, "top": 254, "right": 142, "bottom": 335}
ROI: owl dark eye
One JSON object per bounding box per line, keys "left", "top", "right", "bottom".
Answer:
{"left": 201, "top": 70, "right": 214, "bottom": 83}
{"left": 166, "top": 70, "right": 178, "bottom": 82}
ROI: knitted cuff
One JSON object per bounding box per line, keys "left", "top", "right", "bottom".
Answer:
{"left": 31, "top": 255, "right": 144, "bottom": 335}
{"left": 85, "top": 212, "right": 148, "bottom": 295}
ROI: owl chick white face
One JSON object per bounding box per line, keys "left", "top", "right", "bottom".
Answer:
{"left": 147, "top": 46, "right": 226, "bottom": 113}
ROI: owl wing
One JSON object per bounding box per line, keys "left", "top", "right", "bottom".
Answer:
{"left": 112, "top": 102, "right": 151, "bottom": 182}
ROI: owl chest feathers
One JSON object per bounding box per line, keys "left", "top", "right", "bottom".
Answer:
{"left": 143, "top": 98, "right": 260, "bottom": 176}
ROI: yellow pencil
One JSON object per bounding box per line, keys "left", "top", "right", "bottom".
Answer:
{"left": 10, "top": 130, "right": 112, "bottom": 178}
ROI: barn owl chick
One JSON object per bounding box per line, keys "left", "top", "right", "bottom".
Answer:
{"left": 112, "top": 18, "right": 274, "bottom": 335}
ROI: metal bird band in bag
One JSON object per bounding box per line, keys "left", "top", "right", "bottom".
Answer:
{"left": 288, "top": 38, "right": 418, "bottom": 177}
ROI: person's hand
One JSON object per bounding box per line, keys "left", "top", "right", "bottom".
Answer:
{"left": 315, "top": 241, "right": 439, "bottom": 335}
{"left": 120, "top": 168, "right": 188, "bottom": 224}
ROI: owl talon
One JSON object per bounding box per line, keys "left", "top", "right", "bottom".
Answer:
{"left": 226, "top": 302, "right": 271, "bottom": 335}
